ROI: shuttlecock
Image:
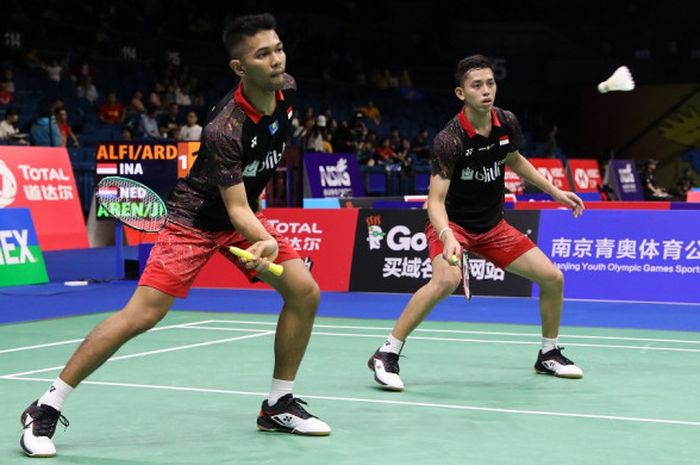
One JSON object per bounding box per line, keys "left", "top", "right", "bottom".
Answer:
{"left": 597, "top": 66, "right": 635, "bottom": 93}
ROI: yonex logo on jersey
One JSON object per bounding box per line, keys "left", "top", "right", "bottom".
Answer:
{"left": 251, "top": 136, "right": 257, "bottom": 148}
{"left": 464, "top": 148, "right": 473, "bottom": 157}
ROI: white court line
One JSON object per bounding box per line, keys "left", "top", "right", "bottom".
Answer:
{"left": 196, "top": 319, "right": 700, "bottom": 345}
{"left": 0, "top": 331, "right": 274, "bottom": 379}
{"left": 4, "top": 376, "right": 700, "bottom": 428}
{"left": 0, "top": 320, "right": 220, "bottom": 355}
{"left": 178, "top": 325, "right": 700, "bottom": 353}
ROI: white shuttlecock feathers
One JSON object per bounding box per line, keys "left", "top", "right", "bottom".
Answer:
{"left": 598, "top": 66, "right": 635, "bottom": 93}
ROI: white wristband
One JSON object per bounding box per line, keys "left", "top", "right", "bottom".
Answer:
{"left": 438, "top": 226, "right": 450, "bottom": 241}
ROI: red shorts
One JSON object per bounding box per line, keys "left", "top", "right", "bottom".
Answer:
{"left": 139, "top": 214, "right": 299, "bottom": 298}
{"left": 426, "top": 219, "right": 535, "bottom": 269}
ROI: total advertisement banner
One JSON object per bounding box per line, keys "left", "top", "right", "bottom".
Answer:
{"left": 304, "top": 152, "right": 365, "bottom": 198}
{"left": 0, "top": 146, "right": 88, "bottom": 250}
{"left": 349, "top": 209, "right": 538, "bottom": 297}
{"left": 0, "top": 208, "right": 48, "bottom": 287}
{"left": 537, "top": 210, "right": 700, "bottom": 303}
{"left": 192, "top": 208, "right": 358, "bottom": 291}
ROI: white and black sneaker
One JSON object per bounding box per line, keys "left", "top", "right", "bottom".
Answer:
{"left": 534, "top": 347, "right": 583, "bottom": 379}
{"left": 368, "top": 350, "right": 404, "bottom": 391}
{"left": 257, "top": 394, "right": 331, "bottom": 436}
{"left": 20, "top": 401, "right": 69, "bottom": 457}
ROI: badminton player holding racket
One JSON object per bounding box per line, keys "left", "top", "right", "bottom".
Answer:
{"left": 20, "top": 14, "right": 329, "bottom": 458}
{"left": 368, "top": 55, "right": 585, "bottom": 392}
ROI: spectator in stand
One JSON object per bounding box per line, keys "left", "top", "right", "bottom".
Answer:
{"left": 394, "top": 138, "right": 413, "bottom": 174}
{"left": 77, "top": 76, "right": 99, "bottom": 103}
{"left": 30, "top": 105, "right": 61, "bottom": 147}
{"left": 357, "top": 138, "right": 376, "bottom": 166}
{"left": 149, "top": 82, "right": 165, "bottom": 108}
{"left": 121, "top": 126, "right": 134, "bottom": 141}
{"left": 375, "top": 137, "right": 398, "bottom": 167}
{"left": 54, "top": 108, "right": 80, "bottom": 148}
{"left": 2, "top": 69, "right": 16, "bottom": 93}
{"left": 0, "top": 109, "right": 29, "bottom": 145}
{"left": 99, "top": 92, "right": 126, "bottom": 125}
{"left": 356, "top": 100, "right": 381, "bottom": 125}
{"left": 127, "top": 91, "right": 146, "bottom": 115}
{"left": 332, "top": 120, "right": 353, "bottom": 153}
{"left": 305, "top": 115, "right": 326, "bottom": 152}
{"left": 175, "top": 84, "right": 192, "bottom": 106}
{"left": 72, "top": 56, "right": 97, "bottom": 83}
{"left": 673, "top": 167, "right": 696, "bottom": 201}
{"left": 389, "top": 126, "right": 402, "bottom": 152}
{"left": 410, "top": 128, "right": 431, "bottom": 165}
{"left": 178, "top": 111, "right": 202, "bottom": 141}
{"left": 159, "top": 102, "right": 180, "bottom": 135}
{"left": 0, "top": 81, "right": 12, "bottom": 105}
{"left": 44, "top": 58, "right": 62, "bottom": 82}
{"left": 640, "top": 159, "right": 673, "bottom": 200}
{"left": 138, "top": 105, "right": 161, "bottom": 139}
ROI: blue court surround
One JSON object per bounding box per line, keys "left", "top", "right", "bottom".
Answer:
{"left": 2, "top": 280, "right": 700, "bottom": 332}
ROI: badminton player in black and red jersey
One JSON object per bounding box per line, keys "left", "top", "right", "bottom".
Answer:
{"left": 20, "top": 14, "right": 330, "bottom": 458}
{"left": 369, "top": 55, "right": 585, "bottom": 391}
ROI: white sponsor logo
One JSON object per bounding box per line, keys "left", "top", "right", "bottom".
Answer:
{"left": 319, "top": 158, "right": 351, "bottom": 187}
{"left": 0, "top": 160, "right": 18, "bottom": 207}
{"left": 0, "top": 229, "right": 35, "bottom": 265}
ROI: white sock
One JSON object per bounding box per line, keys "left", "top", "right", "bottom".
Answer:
{"left": 541, "top": 337, "right": 559, "bottom": 354}
{"left": 38, "top": 377, "right": 74, "bottom": 411}
{"left": 379, "top": 334, "right": 404, "bottom": 354}
{"left": 268, "top": 378, "right": 294, "bottom": 406}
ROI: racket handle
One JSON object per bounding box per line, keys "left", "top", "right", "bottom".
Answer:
{"left": 229, "top": 246, "right": 284, "bottom": 276}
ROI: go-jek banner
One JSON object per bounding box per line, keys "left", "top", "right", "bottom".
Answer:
{"left": 0, "top": 147, "right": 88, "bottom": 250}
{"left": 304, "top": 152, "right": 365, "bottom": 198}
{"left": 0, "top": 208, "right": 48, "bottom": 287}
{"left": 537, "top": 210, "right": 700, "bottom": 303}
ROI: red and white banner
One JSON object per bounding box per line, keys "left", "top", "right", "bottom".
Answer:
{"left": 0, "top": 147, "right": 88, "bottom": 250}
{"left": 193, "top": 208, "right": 359, "bottom": 291}
{"left": 504, "top": 167, "right": 524, "bottom": 195}
{"left": 567, "top": 159, "right": 602, "bottom": 193}
{"left": 528, "top": 158, "right": 571, "bottom": 190}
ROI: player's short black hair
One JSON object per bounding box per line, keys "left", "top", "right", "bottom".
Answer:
{"left": 222, "top": 13, "right": 278, "bottom": 59}
{"left": 454, "top": 54, "right": 493, "bottom": 86}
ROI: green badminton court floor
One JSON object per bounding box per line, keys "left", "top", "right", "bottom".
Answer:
{"left": 1, "top": 311, "right": 699, "bottom": 465}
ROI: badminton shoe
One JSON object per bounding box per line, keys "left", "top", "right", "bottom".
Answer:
{"left": 257, "top": 394, "right": 331, "bottom": 436}
{"left": 20, "top": 401, "right": 69, "bottom": 457}
{"left": 368, "top": 349, "right": 404, "bottom": 391}
{"left": 534, "top": 347, "right": 583, "bottom": 379}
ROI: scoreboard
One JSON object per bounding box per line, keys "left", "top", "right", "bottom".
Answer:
{"left": 94, "top": 142, "right": 199, "bottom": 220}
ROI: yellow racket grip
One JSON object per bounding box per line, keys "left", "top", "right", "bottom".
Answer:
{"left": 229, "top": 246, "right": 284, "bottom": 276}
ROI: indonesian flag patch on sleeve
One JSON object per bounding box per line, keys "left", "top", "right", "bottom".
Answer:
{"left": 499, "top": 135, "right": 509, "bottom": 146}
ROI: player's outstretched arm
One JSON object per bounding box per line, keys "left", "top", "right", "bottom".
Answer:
{"left": 220, "top": 183, "right": 279, "bottom": 269}
{"left": 427, "top": 175, "right": 461, "bottom": 264}
{"left": 505, "top": 151, "right": 585, "bottom": 217}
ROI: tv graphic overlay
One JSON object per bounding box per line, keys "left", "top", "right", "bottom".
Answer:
{"left": 349, "top": 209, "right": 538, "bottom": 297}
{"left": 0, "top": 208, "right": 48, "bottom": 287}
{"left": 94, "top": 142, "right": 197, "bottom": 221}
{"left": 538, "top": 210, "right": 700, "bottom": 303}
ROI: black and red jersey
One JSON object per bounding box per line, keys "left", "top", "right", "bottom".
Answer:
{"left": 167, "top": 74, "right": 296, "bottom": 231}
{"left": 431, "top": 107, "right": 524, "bottom": 233}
